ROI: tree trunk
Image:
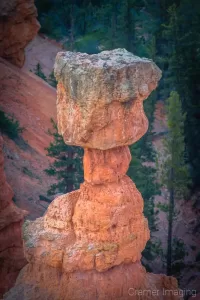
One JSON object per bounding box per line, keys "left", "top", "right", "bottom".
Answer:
{"left": 70, "top": 4, "right": 75, "bottom": 51}
{"left": 167, "top": 168, "right": 174, "bottom": 275}
{"left": 127, "top": 0, "right": 134, "bottom": 52}
{"left": 111, "top": 5, "right": 117, "bottom": 49}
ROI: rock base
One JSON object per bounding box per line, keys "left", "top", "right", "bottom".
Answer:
{"left": 4, "top": 262, "right": 180, "bottom": 300}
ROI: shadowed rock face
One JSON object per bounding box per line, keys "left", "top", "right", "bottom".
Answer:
{"left": 0, "top": 136, "right": 27, "bottom": 297}
{"left": 3, "top": 50, "right": 180, "bottom": 300}
{"left": 54, "top": 49, "right": 161, "bottom": 149}
{"left": 0, "top": 0, "right": 40, "bottom": 67}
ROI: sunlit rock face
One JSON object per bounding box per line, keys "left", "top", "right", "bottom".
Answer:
{"left": 3, "top": 49, "right": 180, "bottom": 300}
{"left": 21, "top": 176, "right": 149, "bottom": 274}
{"left": 0, "top": 0, "right": 40, "bottom": 67}
{"left": 54, "top": 49, "right": 161, "bottom": 149}
{"left": 83, "top": 146, "right": 131, "bottom": 184}
{"left": 0, "top": 136, "right": 27, "bottom": 297}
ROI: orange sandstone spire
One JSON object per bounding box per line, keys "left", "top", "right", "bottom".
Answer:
{"left": 4, "top": 49, "right": 180, "bottom": 300}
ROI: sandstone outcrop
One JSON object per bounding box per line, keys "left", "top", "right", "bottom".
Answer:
{"left": 4, "top": 49, "right": 180, "bottom": 300}
{"left": 0, "top": 135, "right": 27, "bottom": 297}
{"left": 0, "top": 0, "right": 40, "bottom": 67}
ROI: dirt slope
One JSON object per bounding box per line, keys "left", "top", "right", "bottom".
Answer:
{"left": 0, "top": 58, "right": 57, "bottom": 219}
{"left": 23, "top": 34, "right": 63, "bottom": 77}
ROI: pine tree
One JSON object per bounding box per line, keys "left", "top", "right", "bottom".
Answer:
{"left": 45, "top": 119, "right": 83, "bottom": 196}
{"left": 48, "top": 71, "right": 57, "bottom": 88}
{"left": 158, "top": 91, "right": 190, "bottom": 275}
{"left": 128, "top": 144, "right": 159, "bottom": 232}
{"left": 160, "top": 1, "right": 200, "bottom": 188}
{"left": 34, "top": 63, "right": 47, "bottom": 81}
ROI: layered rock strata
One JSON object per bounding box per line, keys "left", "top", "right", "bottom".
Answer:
{"left": 0, "top": 0, "right": 40, "bottom": 67}
{"left": 4, "top": 49, "right": 180, "bottom": 300}
{"left": 0, "top": 136, "right": 27, "bottom": 297}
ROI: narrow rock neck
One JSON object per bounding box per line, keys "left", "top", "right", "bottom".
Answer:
{"left": 83, "top": 146, "right": 131, "bottom": 184}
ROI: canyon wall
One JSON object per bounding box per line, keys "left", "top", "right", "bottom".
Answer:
{"left": 0, "top": 0, "right": 40, "bottom": 67}
{"left": 4, "top": 49, "right": 180, "bottom": 300}
{"left": 0, "top": 135, "right": 27, "bottom": 297}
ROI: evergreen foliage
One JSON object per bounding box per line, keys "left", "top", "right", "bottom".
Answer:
{"left": 32, "top": 63, "right": 57, "bottom": 88}
{"left": 159, "top": 91, "right": 190, "bottom": 199}
{"left": 45, "top": 119, "right": 83, "bottom": 196}
{"left": 161, "top": 1, "right": 200, "bottom": 189}
{"left": 34, "top": 63, "right": 47, "bottom": 81}
{"left": 48, "top": 71, "right": 57, "bottom": 88}
{"left": 158, "top": 91, "right": 190, "bottom": 275}
{"left": 128, "top": 93, "right": 161, "bottom": 262}
{"left": 0, "top": 110, "right": 23, "bottom": 139}
{"left": 128, "top": 94, "right": 160, "bottom": 234}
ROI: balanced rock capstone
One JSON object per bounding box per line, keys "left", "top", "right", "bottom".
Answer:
{"left": 55, "top": 49, "right": 161, "bottom": 149}
{"left": 4, "top": 49, "right": 180, "bottom": 300}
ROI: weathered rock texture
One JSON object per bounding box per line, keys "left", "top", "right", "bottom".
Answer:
{"left": 4, "top": 49, "right": 180, "bottom": 299}
{"left": 55, "top": 49, "right": 161, "bottom": 149}
{"left": 0, "top": 0, "right": 40, "bottom": 67}
{"left": 0, "top": 136, "right": 27, "bottom": 297}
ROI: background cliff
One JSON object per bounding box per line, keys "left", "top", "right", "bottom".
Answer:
{"left": 0, "top": 135, "right": 27, "bottom": 297}
{"left": 0, "top": 0, "right": 40, "bottom": 67}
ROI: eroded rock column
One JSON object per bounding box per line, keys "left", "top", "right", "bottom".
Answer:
{"left": 0, "top": 136, "right": 27, "bottom": 297}
{"left": 4, "top": 49, "right": 180, "bottom": 300}
{"left": 0, "top": 0, "right": 40, "bottom": 67}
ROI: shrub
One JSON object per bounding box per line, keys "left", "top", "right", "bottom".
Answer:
{"left": 0, "top": 110, "right": 23, "bottom": 139}
{"left": 39, "top": 12, "right": 66, "bottom": 41}
{"left": 34, "top": 63, "right": 47, "bottom": 81}
{"left": 39, "top": 194, "right": 52, "bottom": 203}
{"left": 72, "top": 32, "right": 101, "bottom": 54}
{"left": 22, "top": 167, "right": 41, "bottom": 181}
{"left": 45, "top": 119, "right": 83, "bottom": 196}
{"left": 48, "top": 71, "right": 57, "bottom": 88}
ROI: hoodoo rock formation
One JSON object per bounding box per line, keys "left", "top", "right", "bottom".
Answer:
{"left": 0, "top": 0, "right": 40, "bottom": 67}
{"left": 0, "top": 136, "right": 27, "bottom": 298}
{"left": 4, "top": 49, "right": 180, "bottom": 299}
